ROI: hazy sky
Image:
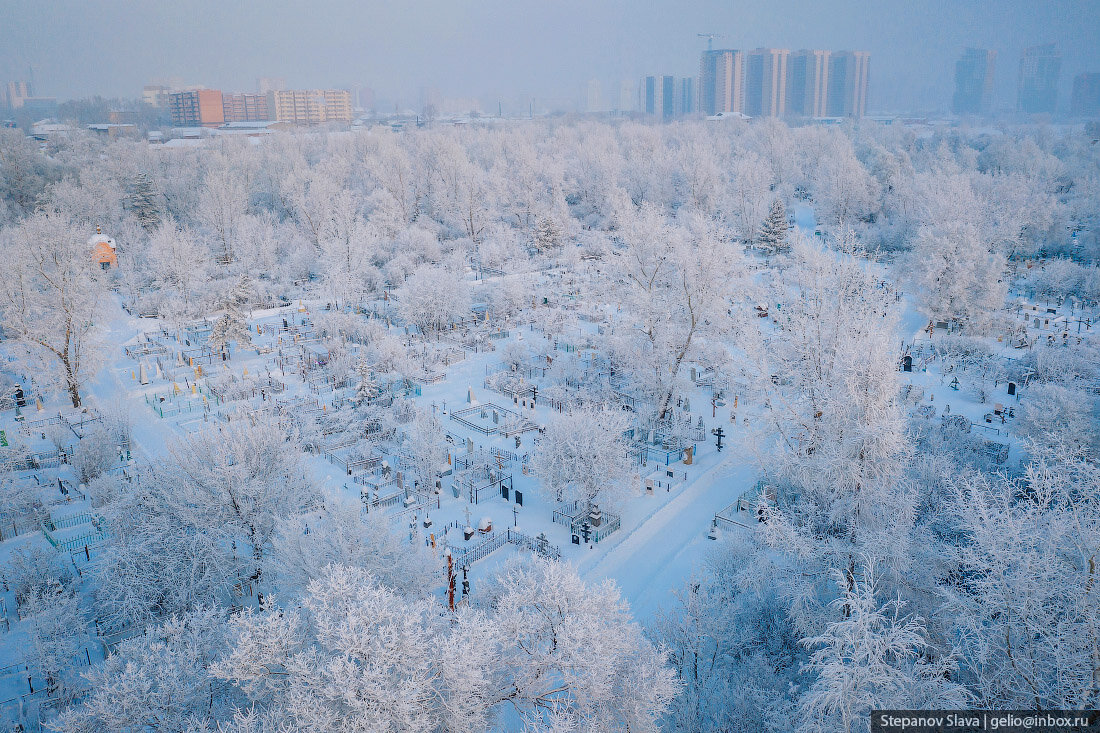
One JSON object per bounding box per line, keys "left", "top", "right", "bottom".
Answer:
{"left": 2, "top": 0, "right": 1098, "bottom": 113}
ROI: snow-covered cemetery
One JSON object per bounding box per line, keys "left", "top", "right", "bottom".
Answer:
{"left": 0, "top": 116, "right": 1098, "bottom": 731}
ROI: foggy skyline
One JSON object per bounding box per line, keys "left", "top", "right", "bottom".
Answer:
{"left": 2, "top": 0, "right": 1099, "bottom": 113}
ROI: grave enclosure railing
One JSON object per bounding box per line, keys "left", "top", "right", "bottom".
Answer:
{"left": 451, "top": 528, "right": 561, "bottom": 566}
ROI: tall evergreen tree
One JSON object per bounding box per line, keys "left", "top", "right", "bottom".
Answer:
{"left": 127, "top": 172, "right": 162, "bottom": 230}
{"left": 759, "top": 198, "right": 790, "bottom": 254}
{"left": 209, "top": 277, "right": 253, "bottom": 359}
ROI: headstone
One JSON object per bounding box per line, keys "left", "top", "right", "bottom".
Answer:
{"left": 139, "top": 362, "right": 149, "bottom": 385}
{"left": 1007, "top": 382, "right": 1016, "bottom": 396}
{"left": 514, "top": 490, "right": 523, "bottom": 506}
{"left": 902, "top": 355, "right": 912, "bottom": 372}
{"left": 589, "top": 506, "right": 602, "bottom": 527}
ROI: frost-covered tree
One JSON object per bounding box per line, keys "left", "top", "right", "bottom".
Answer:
{"left": 213, "top": 559, "right": 676, "bottom": 732}
{"left": 727, "top": 152, "right": 773, "bottom": 244}
{"left": 22, "top": 581, "right": 87, "bottom": 701}
{"left": 479, "top": 557, "right": 679, "bottom": 731}
{"left": 758, "top": 198, "right": 790, "bottom": 254}
{"left": 162, "top": 417, "right": 319, "bottom": 584}
{"left": 268, "top": 497, "right": 438, "bottom": 600}
{"left": 946, "top": 454, "right": 1100, "bottom": 708}
{"left": 0, "top": 212, "right": 105, "bottom": 407}
{"left": 609, "top": 203, "right": 741, "bottom": 421}
{"left": 531, "top": 406, "right": 632, "bottom": 513}
{"left": 750, "top": 236, "right": 914, "bottom": 628}
{"left": 905, "top": 221, "right": 1006, "bottom": 332}
{"left": 398, "top": 263, "right": 472, "bottom": 336}
{"left": 146, "top": 218, "right": 211, "bottom": 315}
{"left": 351, "top": 355, "right": 382, "bottom": 406}
{"left": 799, "top": 563, "right": 969, "bottom": 733}
{"left": 0, "top": 127, "right": 64, "bottom": 221}
{"left": 93, "top": 471, "right": 238, "bottom": 633}
{"left": 406, "top": 408, "right": 449, "bottom": 492}
{"left": 652, "top": 535, "right": 798, "bottom": 733}
{"left": 534, "top": 215, "right": 564, "bottom": 251}
{"left": 209, "top": 276, "right": 254, "bottom": 359}
{"left": 2, "top": 546, "right": 76, "bottom": 610}
{"left": 126, "top": 171, "right": 162, "bottom": 230}
{"left": 51, "top": 607, "right": 238, "bottom": 733}
{"left": 196, "top": 162, "right": 250, "bottom": 264}
{"left": 1014, "top": 383, "right": 1098, "bottom": 459}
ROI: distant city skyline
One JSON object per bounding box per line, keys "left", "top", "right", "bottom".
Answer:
{"left": 1, "top": 0, "right": 1099, "bottom": 114}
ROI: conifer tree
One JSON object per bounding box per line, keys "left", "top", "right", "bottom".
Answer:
{"left": 534, "top": 215, "right": 563, "bottom": 251}
{"left": 759, "top": 198, "right": 790, "bottom": 254}
{"left": 353, "top": 355, "right": 381, "bottom": 406}
{"left": 209, "top": 277, "right": 253, "bottom": 359}
{"left": 127, "top": 172, "right": 162, "bottom": 230}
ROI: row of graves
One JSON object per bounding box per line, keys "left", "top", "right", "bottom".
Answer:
{"left": 1007, "top": 299, "right": 1092, "bottom": 349}
{"left": 431, "top": 444, "right": 563, "bottom": 610}
{"left": 898, "top": 313, "right": 1047, "bottom": 468}
{"left": 0, "top": 388, "right": 144, "bottom": 712}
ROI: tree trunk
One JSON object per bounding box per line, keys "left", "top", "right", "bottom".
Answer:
{"left": 63, "top": 361, "right": 81, "bottom": 408}
{"left": 657, "top": 321, "right": 696, "bottom": 420}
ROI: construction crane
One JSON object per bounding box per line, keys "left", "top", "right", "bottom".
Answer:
{"left": 697, "top": 33, "right": 725, "bottom": 51}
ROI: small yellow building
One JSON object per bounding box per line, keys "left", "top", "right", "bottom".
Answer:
{"left": 89, "top": 227, "right": 117, "bottom": 270}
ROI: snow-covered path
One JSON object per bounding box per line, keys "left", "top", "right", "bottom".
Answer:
{"left": 579, "top": 446, "right": 751, "bottom": 620}
{"left": 85, "top": 298, "right": 180, "bottom": 462}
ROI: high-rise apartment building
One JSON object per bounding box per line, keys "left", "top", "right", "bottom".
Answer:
{"left": 257, "top": 77, "right": 287, "bottom": 95}
{"left": 618, "top": 80, "right": 636, "bottom": 113}
{"left": 786, "top": 50, "right": 830, "bottom": 117}
{"left": 641, "top": 75, "right": 693, "bottom": 120}
{"left": 1018, "top": 44, "right": 1061, "bottom": 114}
{"left": 586, "top": 79, "right": 603, "bottom": 113}
{"left": 699, "top": 49, "right": 744, "bottom": 116}
{"left": 1072, "top": 73, "right": 1100, "bottom": 117}
{"left": 223, "top": 93, "right": 270, "bottom": 123}
{"left": 267, "top": 89, "right": 352, "bottom": 125}
{"left": 641, "top": 76, "right": 662, "bottom": 117}
{"left": 169, "top": 89, "right": 225, "bottom": 127}
{"left": 953, "top": 48, "right": 996, "bottom": 115}
{"left": 5, "top": 81, "right": 33, "bottom": 109}
{"left": 745, "top": 48, "right": 789, "bottom": 117}
{"left": 676, "top": 78, "right": 694, "bottom": 117}
{"left": 826, "top": 51, "right": 870, "bottom": 117}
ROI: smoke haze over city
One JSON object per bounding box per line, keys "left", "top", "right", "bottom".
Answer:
{"left": 2, "top": 0, "right": 1099, "bottom": 112}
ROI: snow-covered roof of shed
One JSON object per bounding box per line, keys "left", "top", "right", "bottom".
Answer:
{"left": 89, "top": 233, "right": 116, "bottom": 249}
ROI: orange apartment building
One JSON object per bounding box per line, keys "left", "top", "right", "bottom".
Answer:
{"left": 168, "top": 89, "right": 224, "bottom": 127}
